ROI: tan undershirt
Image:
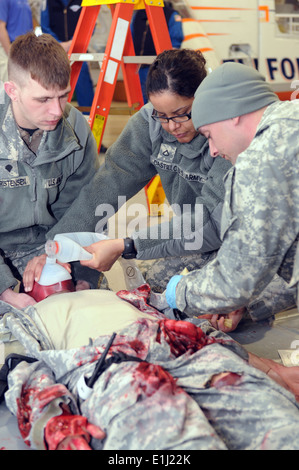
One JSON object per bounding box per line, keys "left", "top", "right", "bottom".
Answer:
{"left": 35, "top": 290, "right": 154, "bottom": 350}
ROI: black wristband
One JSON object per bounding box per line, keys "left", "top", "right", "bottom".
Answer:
{"left": 122, "top": 238, "right": 137, "bottom": 259}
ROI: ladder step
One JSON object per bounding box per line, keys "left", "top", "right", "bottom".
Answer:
{"left": 70, "top": 53, "right": 157, "bottom": 64}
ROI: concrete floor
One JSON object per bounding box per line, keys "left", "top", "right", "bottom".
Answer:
{"left": 231, "top": 308, "right": 299, "bottom": 362}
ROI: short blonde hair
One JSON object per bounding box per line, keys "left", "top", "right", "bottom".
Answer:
{"left": 8, "top": 32, "right": 71, "bottom": 90}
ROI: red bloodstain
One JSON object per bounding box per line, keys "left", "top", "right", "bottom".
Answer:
{"left": 157, "top": 319, "right": 216, "bottom": 357}
{"left": 16, "top": 383, "right": 71, "bottom": 447}
{"left": 126, "top": 339, "right": 146, "bottom": 355}
{"left": 132, "top": 362, "right": 179, "bottom": 398}
{"left": 45, "top": 411, "right": 105, "bottom": 450}
{"left": 36, "top": 384, "right": 69, "bottom": 410}
{"left": 16, "top": 386, "right": 37, "bottom": 445}
{"left": 45, "top": 412, "right": 88, "bottom": 450}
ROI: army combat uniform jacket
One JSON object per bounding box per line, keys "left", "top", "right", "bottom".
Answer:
{"left": 176, "top": 100, "right": 299, "bottom": 315}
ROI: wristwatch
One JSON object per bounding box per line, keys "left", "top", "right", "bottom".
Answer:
{"left": 122, "top": 237, "right": 137, "bottom": 259}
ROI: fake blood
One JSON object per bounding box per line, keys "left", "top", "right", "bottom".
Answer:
{"left": 16, "top": 385, "right": 37, "bottom": 445}
{"left": 45, "top": 412, "right": 105, "bottom": 450}
{"left": 36, "top": 384, "right": 69, "bottom": 409}
{"left": 133, "top": 362, "right": 179, "bottom": 398}
{"left": 16, "top": 383, "right": 71, "bottom": 447}
{"left": 157, "top": 319, "right": 216, "bottom": 357}
{"left": 120, "top": 339, "right": 145, "bottom": 355}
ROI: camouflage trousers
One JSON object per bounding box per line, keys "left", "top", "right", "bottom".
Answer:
{"left": 137, "top": 251, "right": 297, "bottom": 321}
{"left": 4, "top": 317, "right": 299, "bottom": 450}
{"left": 82, "top": 345, "right": 299, "bottom": 450}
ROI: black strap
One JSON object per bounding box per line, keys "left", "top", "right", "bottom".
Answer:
{"left": 86, "top": 334, "right": 145, "bottom": 389}
{"left": 0, "top": 354, "right": 37, "bottom": 404}
{"left": 105, "top": 351, "right": 145, "bottom": 368}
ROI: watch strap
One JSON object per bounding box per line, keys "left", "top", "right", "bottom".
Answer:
{"left": 122, "top": 237, "right": 137, "bottom": 259}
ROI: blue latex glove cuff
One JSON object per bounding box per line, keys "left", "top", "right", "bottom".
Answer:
{"left": 165, "top": 275, "right": 183, "bottom": 309}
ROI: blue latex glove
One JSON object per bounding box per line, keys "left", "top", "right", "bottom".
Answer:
{"left": 165, "top": 275, "right": 183, "bottom": 309}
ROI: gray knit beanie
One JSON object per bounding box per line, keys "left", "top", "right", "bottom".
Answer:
{"left": 192, "top": 62, "right": 279, "bottom": 129}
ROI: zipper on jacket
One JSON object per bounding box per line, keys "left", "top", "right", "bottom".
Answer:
{"left": 24, "top": 162, "right": 38, "bottom": 204}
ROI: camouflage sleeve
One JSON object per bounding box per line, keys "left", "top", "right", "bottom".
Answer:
{"left": 0, "top": 254, "right": 18, "bottom": 294}
{"left": 175, "top": 122, "right": 299, "bottom": 316}
{"left": 132, "top": 156, "right": 231, "bottom": 259}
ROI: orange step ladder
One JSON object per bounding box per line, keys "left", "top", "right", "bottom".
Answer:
{"left": 68, "top": 0, "right": 172, "bottom": 213}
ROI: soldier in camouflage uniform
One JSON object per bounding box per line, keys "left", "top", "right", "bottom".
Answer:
{"left": 165, "top": 62, "right": 299, "bottom": 324}
{"left": 1, "top": 286, "right": 299, "bottom": 450}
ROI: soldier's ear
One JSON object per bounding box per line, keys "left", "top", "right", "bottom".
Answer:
{"left": 4, "top": 81, "right": 19, "bottom": 101}
{"left": 231, "top": 116, "right": 240, "bottom": 126}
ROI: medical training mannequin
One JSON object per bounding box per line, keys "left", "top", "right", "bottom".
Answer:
{"left": 1, "top": 266, "right": 299, "bottom": 450}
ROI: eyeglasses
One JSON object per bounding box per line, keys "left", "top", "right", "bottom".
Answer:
{"left": 151, "top": 110, "right": 192, "bottom": 124}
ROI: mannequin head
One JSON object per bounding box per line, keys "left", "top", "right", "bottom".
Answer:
{"left": 27, "top": 279, "right": 75, "bottom": 302}
{"left": 24, "top": 257, "right": 75, "bottom": 302}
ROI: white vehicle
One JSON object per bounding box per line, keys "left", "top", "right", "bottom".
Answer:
{"left": 175, "top": 0, "right": 299, "bottom": 100}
